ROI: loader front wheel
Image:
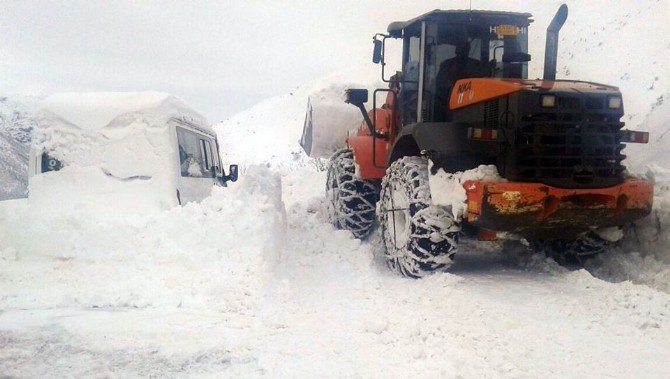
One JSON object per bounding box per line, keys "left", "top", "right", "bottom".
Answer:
{"left": 379, "top": 156, "right": 460, "bottom": 278}
{"left": 326, "top": 149, "right": 379, "bottom": 238}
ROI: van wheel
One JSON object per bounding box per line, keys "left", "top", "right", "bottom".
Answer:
{"left": 379, "top": 156, "right": 460, "bottom": 278}
{"left": 326, "top": 149, "right": 379, "bottom": 238}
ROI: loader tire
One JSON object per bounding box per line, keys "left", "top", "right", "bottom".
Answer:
{"left": 530, "top": 231, "right": 610, "bottom": 266}
{"left": 379, "top": 156, "right": 460, "bottom": 278}
{"left": 326, "top": 149, "right": 379, "bottom": 238}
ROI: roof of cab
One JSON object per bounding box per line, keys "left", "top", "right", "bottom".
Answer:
{"left": 388, "top": 9, "right": 533, "bottom": 37}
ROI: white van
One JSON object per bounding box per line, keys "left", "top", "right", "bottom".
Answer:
{"left": 28, "top": 92, "right": 237, "bottom": 210}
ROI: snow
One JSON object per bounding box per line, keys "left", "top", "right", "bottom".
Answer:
{"left": 3, "top": 177, "right": 670, "bottom": 376}
{"left": 1, "top": 165, "right": 285, "bottom": 310}
{"left": 3, "top": 1, "right": 670, "bottom": 377}
{"left": 41, "top": 91, "right": 206, "bottom": 131}
{"left": 30, "top": 92, "right": 218, "bottom": 212}
{"left": 429, "top": 163, "right": 505, "bottom": 219}
{"left": 214, "top": 68, "right": 381, "bottom": 172}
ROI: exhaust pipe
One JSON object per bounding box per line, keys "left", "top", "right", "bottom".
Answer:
{"left": 543, "top": 4, "right": 569, "bottom": 81}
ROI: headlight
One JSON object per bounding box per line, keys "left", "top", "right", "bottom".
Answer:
{"left": 541, "top": 95, "right": 556, "bottom": 108}
{"left": 608, "top": 96, "right": 622, "bottom": 109}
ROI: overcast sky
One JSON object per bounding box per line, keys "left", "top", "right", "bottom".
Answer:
{"left": 2, "top": 0, "right": 564, "bottom": 122}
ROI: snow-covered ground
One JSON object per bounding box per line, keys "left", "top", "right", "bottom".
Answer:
{"left": 3, "top": 1, "right": 670, "bottom": 377}
{"left": 2, "top": 166, "right": 670, "bottom": 377}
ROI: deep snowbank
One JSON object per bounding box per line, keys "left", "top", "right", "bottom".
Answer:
{"left": 0, "top": 165, "right": 285, "bottom": 311}
{"left": 31, "top": 92, "right": 214, "bottom": 212}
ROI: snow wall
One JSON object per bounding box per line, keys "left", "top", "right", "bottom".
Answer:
{"left": 0, "top": 165, "right": 286, "bottom": 310}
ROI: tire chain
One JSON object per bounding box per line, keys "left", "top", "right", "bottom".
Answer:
{"left": 380, "top": 156, "right": 460, "bottom": 277}
{"left": 326, "top": 149, "right": 378, "bottom": 238}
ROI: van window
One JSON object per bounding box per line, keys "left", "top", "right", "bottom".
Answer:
{"left": 177, "top": 127, "right": 207, "bottom": 178}
{"left": 209, "top": 141, "right": 221, "bottom": 173}
{"left": 198, "top": 138, "right": 219, "bottom": 174}
{"left": 200, "top": 139, "right": 210, "bottom": 172}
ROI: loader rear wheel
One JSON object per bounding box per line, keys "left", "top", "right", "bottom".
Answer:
{"left": 379, "top": 156, "right": 460, "bottom": 278}
{"left": 529, "top": 231, "right": 610, "bottom": 266}
{"left": 326, "top": 149, "right": 379, "bottom": 238}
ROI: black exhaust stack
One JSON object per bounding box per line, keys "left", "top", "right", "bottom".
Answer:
{"left": 543, "top": 4, "right": 569, "bottom": 81}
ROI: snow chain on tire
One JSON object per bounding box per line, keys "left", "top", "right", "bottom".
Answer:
{"left": 326, "top": 149, "right": 379, "bottom": 239}
{"left": 379, "top": 156, "right": 460, "bottom": 278}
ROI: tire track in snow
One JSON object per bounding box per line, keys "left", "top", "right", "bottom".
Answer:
{"left": 259, "top": 168, "right": 670, "bottom": 377}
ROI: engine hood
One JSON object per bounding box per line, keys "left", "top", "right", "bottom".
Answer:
{"left": 449, "top": 78, "right": 620, "bottom": 110}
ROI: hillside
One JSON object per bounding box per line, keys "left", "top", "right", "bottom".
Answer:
{"left": 0, "top": 95, "right": 40, "bottom": 200}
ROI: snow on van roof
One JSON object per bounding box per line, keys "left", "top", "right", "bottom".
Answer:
{"left": 41, "top": 91, "right": 207, "bottom": 130}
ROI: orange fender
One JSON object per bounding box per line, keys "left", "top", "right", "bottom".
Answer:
{"left": 347, "top": 135, "right": 388, "bottom": 180}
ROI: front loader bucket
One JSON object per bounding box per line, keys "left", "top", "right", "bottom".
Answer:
{"left": 299, "top": 86, "right": 370, "bottom": 159}
{"left": 463, "top": 179, "right": 654, "bottom": 238}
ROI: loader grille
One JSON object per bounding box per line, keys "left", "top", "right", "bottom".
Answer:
{"left": 516, "top": 109, "right": 625, "bottom": 188}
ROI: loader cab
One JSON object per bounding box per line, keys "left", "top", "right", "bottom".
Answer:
{"left": 380, "top": 10, "right": 533, "bottom": 125}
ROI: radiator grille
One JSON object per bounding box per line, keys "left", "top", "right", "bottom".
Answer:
{"left": 516, "top": 115, "right": 625, "bottom": 187}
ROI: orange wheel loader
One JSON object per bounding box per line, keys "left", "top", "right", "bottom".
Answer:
{"left": 320, "top": 5, "right": 652, "bottom": 277}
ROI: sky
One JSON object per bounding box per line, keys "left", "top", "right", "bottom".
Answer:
{"left": 1, "top": 0, "right": 587, "bottom": 122}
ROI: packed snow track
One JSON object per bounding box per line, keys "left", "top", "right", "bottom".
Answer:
{"left": 1, "top": 166, "right": 669, "bottom": 377}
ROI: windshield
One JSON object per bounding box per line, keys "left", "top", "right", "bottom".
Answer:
{"left": 489, "top": 25, "right": 529, "bottom": 78}
{"left": 421, "top": 21, "right": 529, "bottom": 122}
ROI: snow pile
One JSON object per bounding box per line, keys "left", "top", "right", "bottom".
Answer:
{"left": 623, "top": 97, "right": 670, "bottom": 173}
{"left": 0, "top": 165, "right": 285, "bottom": 311}
{"left": 618, "top": 166, "right": 670, "bottom": 264}
{"left": 29, "top": 166, "right": 177, "bottom": 216}
{"left": 300, "top": 84, "right": 363, "bottom": 159}
{"left": 428, "top": 163, "right": 505, "bottom": 219}
{"left": 214, "top": 67, "right": 380, "bottom": 170}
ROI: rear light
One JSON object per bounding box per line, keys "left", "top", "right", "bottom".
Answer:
{"left": 620, "top": 130, "right": 649, "bottom": 143}
{"left": 540, "top": 95, "right": 556, "bottom": 108}
{"left": 468, "top": 127, "right": 499, "bottom": 141}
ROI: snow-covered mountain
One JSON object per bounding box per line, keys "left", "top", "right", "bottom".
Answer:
{"left": 0, "top": 96, "right": 39, "bottom": 200}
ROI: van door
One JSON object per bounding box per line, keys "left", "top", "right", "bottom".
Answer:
{"left": 176, "top": 126, "right": 217, "bottom": 204}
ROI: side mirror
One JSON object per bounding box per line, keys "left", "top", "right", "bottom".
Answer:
{"left": 216, "top": 164, "right": 239, "bottom": 186}
{"left": 502, "top": 52, "right": 531, "bottom": 63}
{"left": 344, "top": 88, "right": 368, "bottom": 106}
{"left": 372, "top": 39, "right": 382, "bottom": 64}
{"left": 227, "top": 164, "right": 238, "bottom": 182}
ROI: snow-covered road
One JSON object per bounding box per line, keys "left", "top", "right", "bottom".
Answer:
{"left": 2, "top": 167, "right": 670, "bottom": 377}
